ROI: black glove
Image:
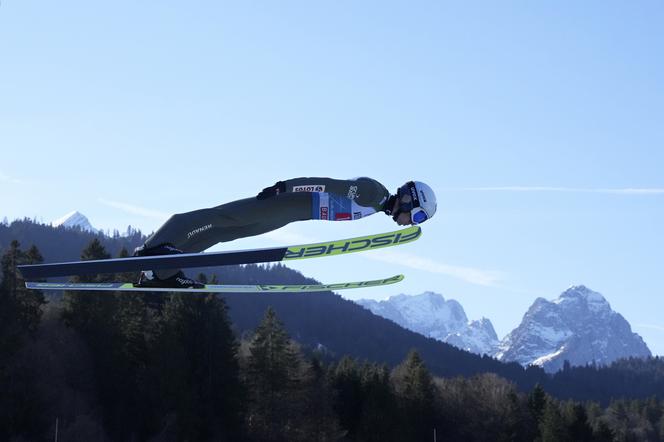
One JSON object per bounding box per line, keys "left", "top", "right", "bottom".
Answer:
{"left": 257, "top": 181, "right": 287, "bottom": 199}
{"left": 382, "top": 194, "right": 397, "bottom": 215}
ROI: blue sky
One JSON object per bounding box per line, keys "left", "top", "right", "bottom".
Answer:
{"left": 2, "top": 1, "right": 663, "bottom": 354}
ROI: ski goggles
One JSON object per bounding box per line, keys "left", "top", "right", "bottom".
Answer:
{"left": 410, "top": 207, "right": 429, "bottom": 225}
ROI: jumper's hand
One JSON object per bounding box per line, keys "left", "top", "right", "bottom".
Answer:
{"left": 257, "top": 181, "right": 286, "bottom": 199}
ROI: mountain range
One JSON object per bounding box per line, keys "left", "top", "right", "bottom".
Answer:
{"left": 357, "top": 287, "right": 651, "bottom": 373}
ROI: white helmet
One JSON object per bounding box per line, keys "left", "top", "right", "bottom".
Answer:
{"left": 393, "top": 181, "right": 437, "bottom": 224}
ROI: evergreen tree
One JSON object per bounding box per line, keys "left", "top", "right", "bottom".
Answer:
{"left": 592, "top": 419, "right": 615, "bottom": 442}
{"left": 0, "top": 241, "right": 47, "bottom": 440}
{"left": 329, "top": 356, "right": 363, "bottom": 438}
{"left": 0, "top": 241, "right": 46, "bottom": 358}
{"left": 246, "top": 307, "right": 301, "bottom": 441}
{"left": 391, "top": 349, "right": 437, "bottom": 442}
{"left": 60, "top": 240, "right": 133, "bottom": 438}
{"left": 292, "top": 356, "right": 344, "bottom": 442}
{"left": 155, "top": 293, "right": 244, "bottom": 440}
{"left": 357, "top": 363, "right": 400, "bottom": 442}
{"left": 539, "top": 400, "right": 568, "bottom": 442}
{"left": 62, "top": 239, "right": 116, "bottom": 333}
{"left": 564, "top": 403, "right": 594, "bottom": 442}
{"left": 528, "top": 383, "right": 547, "bottom": 425}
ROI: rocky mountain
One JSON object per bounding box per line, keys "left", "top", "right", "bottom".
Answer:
{"left": 356, "top": 292, "right": 499, "bottom": 356}
{"left": 52, "top": 211, "right": 98, "bottom": 234}
{"left": 496, "top": 285, "right": 651, "bottom": 373}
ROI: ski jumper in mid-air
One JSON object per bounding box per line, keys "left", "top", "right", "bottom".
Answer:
{"left": 134, "top": 177, "right": 437, "bottom": 289}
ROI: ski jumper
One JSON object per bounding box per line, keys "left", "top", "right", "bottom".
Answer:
{"left": 144, "top": 177, "right": 390, "bottom": 277}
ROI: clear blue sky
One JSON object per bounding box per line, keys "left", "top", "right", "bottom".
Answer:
{"left": 2, "top": 1, "right": 663, "bottom": 354}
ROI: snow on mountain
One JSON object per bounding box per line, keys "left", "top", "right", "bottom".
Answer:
{"left": 52, "top": 211, "right": 99, "bottom": 234}
{"left": 496, "top": 285, "right": 651, "bottom": 373}
{"left": 356, "top": 292, "right": 499, "bottom": 356}
{"left": 446, "top": 318, "right": 500, "bottom": 356}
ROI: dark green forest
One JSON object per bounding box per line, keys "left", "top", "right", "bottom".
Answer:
{"left": 2, "top": 221, "right": 664, "bottom": 440}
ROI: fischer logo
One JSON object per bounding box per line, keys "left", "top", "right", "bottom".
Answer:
{"left": 347, "top": 185, "right": 359, "bottom": 199}
{"left": 320, "top": 207, "right": 329, "bottom": 220}
{"left": 257, "top": 275, "right": 403, "bottom": 291}
{"left": 187, "top": 224, "right": 213, "bottom": 239}
{"left": 284, "top": 227, "right": 421, "bottom": 259}
{"left": 293, "top": 185, "right": 326, "bottom": 192}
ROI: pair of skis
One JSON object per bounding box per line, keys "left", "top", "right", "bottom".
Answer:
{"left": 20, "top": 226, "right": 421, "bottom": 293}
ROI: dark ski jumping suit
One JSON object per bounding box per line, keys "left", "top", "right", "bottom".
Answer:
{"left": 144, "top": 177, "right": 391, "bottom": 278}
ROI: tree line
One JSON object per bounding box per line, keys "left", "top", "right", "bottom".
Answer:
{"left": 2, "top": 239, "right": 664, "bottom": 441}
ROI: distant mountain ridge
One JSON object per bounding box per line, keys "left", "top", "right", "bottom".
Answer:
{"left": 361, "top": 287, "right": 651, "bottom": 373}
{"left": 0, "top": 218, "right": 145, "bottom": 266}
{"left": 356, "top": 292, "right": 499, "bottom": 355}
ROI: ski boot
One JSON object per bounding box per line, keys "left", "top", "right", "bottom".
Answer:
{"left": 132, "top": 243, "right": 204, "bottom": 289}
{"left": 133, "top": 243, "right": 185, "bottom": 257}
{"left": 134, "top": 270, "right": 204, "bottom": 289}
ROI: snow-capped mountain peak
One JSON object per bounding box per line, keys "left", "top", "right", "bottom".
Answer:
{"left": 355, "top": 292, "right": 498, "bottom": 356}
{"left": 555, "top": 285, "right": 610, "bottom": 313}
{"left": 52, "top": 211, "right": 98, "bottom": 234}
{"left": 497, "top": 285, "right": 650, "bottom": 372}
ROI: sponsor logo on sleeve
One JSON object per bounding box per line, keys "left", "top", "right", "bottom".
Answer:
{"left": 320, "top": 207, "right": 329, "bottom": 220}
{"left": 293, "top": 185, "right": 326, "bottom": 192}
{"left": 187, "top": 224, "right": 213, "bottom": 239}
{"left": 353, "top": 212, "right": 362, "bottom": 219}
{"left": 335, "top": 213, "right": 352, "bottom": 221}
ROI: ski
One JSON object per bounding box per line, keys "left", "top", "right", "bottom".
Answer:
{"left": 18, "top": 226, "right": 421, "bottom": 279}
{"left": 25, "top": 274, "right": 404, "bottom": 293}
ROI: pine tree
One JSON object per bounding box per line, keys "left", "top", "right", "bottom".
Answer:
{"left": 592, "top": 419, "right": 615, "bottom": 442}
{"left": 246, "top": 307, "right": 301, "bottom": 441}
{"left": 391, "top": 349, "right": 437, "bottom": 442}
{"left": 62, "top": 239, "right": 116, "bottom": 332}
{"left": 539, "top": 400, "right": 568, "bottom": 442}
{"left": 0, "top": 241, "right": 46, "bottom": 357}
{"left": 155, "top": 293, "right": 244, "bottom": 440}
{"left": 357, "top": 363, "right": 399, "bottom": 442}
{"left": 564, "top": 403, "right": 593, "bottom": 442}
{"left": 528, "top": 383, "right": 547, "bottom": 425}
{"left": 298, "top": 357, "right": 344, "bottom": 442}
{"left": 329, "top": 356, "right": 363, "bottom": 438}
{"left": 0, "top": 242, "right": 47, "bottom": 441}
